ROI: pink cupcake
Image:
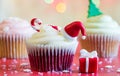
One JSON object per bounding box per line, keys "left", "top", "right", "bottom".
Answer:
{"left": 0, "top": 17, "right": 36, "bottom": 59}
{"left": 26, "top": 18, "right": 86, "bottom": 72}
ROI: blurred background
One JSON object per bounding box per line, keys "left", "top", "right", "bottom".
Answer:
{"left": 0, "top": 0, "right": 120, "bottom": 27}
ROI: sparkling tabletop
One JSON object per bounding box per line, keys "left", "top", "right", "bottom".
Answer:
{"left": 0, "top": 44, "right": 120, "bottom": 76}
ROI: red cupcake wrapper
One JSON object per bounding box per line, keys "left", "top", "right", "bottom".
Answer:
{"left": 27, "top": 45, "right": 75, "bottom": 72}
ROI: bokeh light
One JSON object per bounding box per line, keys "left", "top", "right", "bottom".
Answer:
{"left": 44, "top": 0, "right": 54, "bottom": 4}
{"left": 55, "top": 2, "right": 66, "bottom": 13}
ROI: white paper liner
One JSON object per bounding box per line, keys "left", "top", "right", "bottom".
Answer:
{"left": 0, "top": 33, "right": 28, "bottom": 59}
{"left": 79, "top": 34, "right": 120, "bottom": 58}
{"left": 26, "top": 43, "right": 77, "bottom": 72}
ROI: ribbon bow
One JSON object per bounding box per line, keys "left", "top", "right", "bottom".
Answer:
{"left": 80, "top": 49, "right": 97, "bottom": 58}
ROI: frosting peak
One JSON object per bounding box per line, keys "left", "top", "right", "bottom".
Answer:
{"left": 27, "top": 19, "right": 86, "bottom": 47}
{"left": 0, "top": 17, "right": 36, "bottom": 37}
{"left": 27, "top": 24, "right": 78, "bottom": 47}
{"left": 87, "top": 15, "right": 116, "bottom": 23}
{"left": 85, "top": 15, "right": 120, "bottom": 34}
{"left": 27, "top": 25, "right": 66, "bottom": 44}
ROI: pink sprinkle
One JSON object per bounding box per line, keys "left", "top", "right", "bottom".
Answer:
{"left": 20, "top": 63, "right": 29, "bottom": 66}
{"left": 1, "top": 65, "right": 6, "bottom": 69}
{"left": 14, "top": 70, "right": 18, "bottom": 73}
{"left": 105, "top": 65, "right": 113, "bottom": 69}
{"left": 116, "top": 68, "right": 120, "bottom": 73}
{"left": 59, "top": 71, "right": 63, "bottom": 74}
{"left": 30, "top": 72, "right": 33, "bottom": 74}
{"left": 78, "top": 73, "right": 81, "bottom": 76}
{"left": 92, "top": 73, "right": 95, "bottom": 76}
{"left": 69, "top": 71, "right": 72, "bottom": 74}
{"left": 72, "top": 63, "right": 76, "bottom": 66}
{"left": 100, "top": 68, "right": 104, "bottom": 71}
{"left": 4, "top": 73, "right": 7, "bottom": 76}
{"left": 52, "top": 70, "right": 55, "bottom": 73}
{"left": 23, "top": 69, "right": 31, "bottom": 73}
{"left": 77, "top": 66, "right": 79, "bottom": 70}
{"left": 98, "top": 61, "right": 103, "bottom": 64}
{"left": 12, "top": 59, "right": 18, "bottom": 64}
{"left": 38, "top": 72, "right": 43, "bottom": 75}
{"left": 62, "top": 70, "right": 70, "bottom": 73}
{"left": 11, "top": 71, "right": 14, "bottom": 74}
{"left": 47, "top": 71, "right": 51, "bottom": 74}
{"left": 55, "top": 72, "right": 59, "bottom": 75}
{"left": 2, "top": 58, "right": 6, "bottom": 62}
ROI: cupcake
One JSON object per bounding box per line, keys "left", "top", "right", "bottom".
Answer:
{"left": 0, "top": 17, "right": 36, "bottom": 59}
{"left": 26, "top": 18, "right": 86, "bottom": 72}
{"left": 78, "top": 0, "right": 120, "bottom": 58}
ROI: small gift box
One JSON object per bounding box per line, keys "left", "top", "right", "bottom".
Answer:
{"left": 79, "top": 49, "right": 98, "bottom": 73}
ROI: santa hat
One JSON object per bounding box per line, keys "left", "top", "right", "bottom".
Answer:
{"left": 31, "top": 18, "right": 42, "bottom": 32}
{"left": 62, "top": 21, "right": 86, "bottom": 41}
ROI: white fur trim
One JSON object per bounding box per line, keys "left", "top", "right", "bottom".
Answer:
{"left": 35, "top": 19, "right": 42, "bottom": 24}
{"left": 82, "top": 36, "right": 86, "bottom": 40}
{"left": 61, "top": 28, "right": 76, "bottom": 41}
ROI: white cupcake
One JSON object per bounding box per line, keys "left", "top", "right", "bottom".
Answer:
{"left": 0, "top": 17, "right": 36, "bottom": 59}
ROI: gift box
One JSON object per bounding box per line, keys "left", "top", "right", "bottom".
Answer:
{"left": 79, "top": 49, "right": 98, "bottom": 73}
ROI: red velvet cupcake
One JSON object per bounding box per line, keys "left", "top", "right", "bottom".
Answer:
{"left": 26, "top": 18, "right": 86, "bottom": 72}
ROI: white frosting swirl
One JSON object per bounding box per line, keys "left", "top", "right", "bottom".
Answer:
{"left": 27, "top": 25, "right": 77, "bottom": 46}
{"left": 0, "top": 17, "right": 36, "bottom": 37}
{"left": 85, "top": 15, "right": 120, "bottom": 34}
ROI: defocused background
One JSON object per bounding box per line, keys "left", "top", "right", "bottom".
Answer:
{"left": 0, "top": 0, "right": 120, "bottom": 27}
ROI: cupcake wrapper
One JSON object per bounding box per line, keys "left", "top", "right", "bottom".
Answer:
{"left": 27, "top": 44, "right": 76, "bottom": 72}
{"left": 80, "top": 34, "right": 120, "bottom": 58}
{"left": 0, "top": 34, "right": 28, "bottom": 59}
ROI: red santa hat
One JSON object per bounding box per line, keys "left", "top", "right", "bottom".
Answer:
{"left": 62, "top": 21, "right": 86, "bottom": 40}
